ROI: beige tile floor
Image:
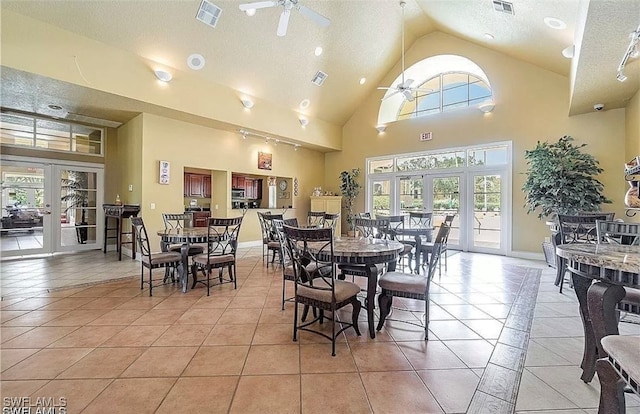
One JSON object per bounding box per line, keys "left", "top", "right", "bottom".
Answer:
{"left": 1, "top": 249, "right": 639, "bottom": 413}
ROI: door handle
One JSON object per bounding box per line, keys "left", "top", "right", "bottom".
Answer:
{"left": 41, "top": 210, "right": 52, "bottom": 215}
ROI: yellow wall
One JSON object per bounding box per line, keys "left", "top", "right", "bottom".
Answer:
{"left": 134, "top": 113, "right": 325, "bottom": 248}
{"left": 116, "top": 114, "right": 143, "bottom": 205}
{"left": 327, "top": 32, "right": 627, "bottom": 254}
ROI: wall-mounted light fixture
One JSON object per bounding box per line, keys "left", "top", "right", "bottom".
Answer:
{"left": 478, "top": 101, "right": 495, "bottom": 113}
{"left": 241, "top": 98, "right": 254, "bottom": 109}
{"left": 154, "top": 69, "right": 172, "bottom": 82}
{"left": 561, "top": 45, "right": 574, "bottom": 59}
{"left": 238, "top": 129, "right": 302, "bottom": 150}
{"left": 299, "top": 118, "right": 309, "bottom": 127}
{"left": 617, "top": 24, "right": 640, "bottom": 82}
{"left": 376, "top": 125, "right": 387, "bottom": 133}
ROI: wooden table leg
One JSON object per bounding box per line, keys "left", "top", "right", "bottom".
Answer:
{"left": 366, "top": 264, "right": 377, "bottom": 339}
{"left": 572, "top": 272, "right": 598, "bottom": 383}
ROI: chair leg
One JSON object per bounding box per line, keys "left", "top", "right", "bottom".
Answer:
{"left": 596, "top": 358, "right": 625, "bottom": 414}
{"left": 206, "top": 266, "right": 210, "bottom": 296}
{"left": 282, "top": 278, "right": 286, "bottom": 310}
{"left": 377, "top": 292, "right": 392, "bottom": 331}
{"left": 424, "top": 296, "right": 429, "bottom": 340}
{"left": 293, "top": 300, "right": 299, "bottom": 342}
{"left": 351, "top": 298, "right": 361, "bottom": 336}
{"left": 148, "top": 268, "right": 153, "bottom": 297}
{"left": 331, "top": 307, "right": 336, "bottom": 357}
{"left": 140, "top": 266, "right": 144, "bottom": 290}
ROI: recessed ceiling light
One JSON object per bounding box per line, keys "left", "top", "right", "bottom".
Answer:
{"left": 47, "top": 104, "right": 63, "bottom": 111}
{"left": 359, "top": 77, "right": 366, "bottom": 85}
{"left": 544, "top": 17, "right": 566, "bottom": 30}
{"left": 484, "top": 33, "right": 495, "bottom": 40}
{"left": 187, "top": 53, "right": 205, "bottom": 70}
{"left": 244, "top": 8, "right": 256, "bottom": 16}
{"left": 154, "top": 69, "right": 172, "bottom": 82}
{"left": 299, "top": 99, "right": 310, "bottom": 109}
{"left": 314, "top": 46, "right": 323, "bottom": 56}
{"left": 561, "top": 45, "right": 574, "bottom": 59}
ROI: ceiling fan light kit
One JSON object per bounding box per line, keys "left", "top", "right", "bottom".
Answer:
{"left": 238, "top": 0, "right": 330, "bottom": 37}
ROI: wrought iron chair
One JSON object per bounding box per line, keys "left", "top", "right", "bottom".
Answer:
{"left": 377, "top": 214, "right": 414, "bottom": 273}
{"left": 376, "top": 223, "right": 451, "bottom": 339}
{"left": 283, "top": 225, "right": 361, "bottom": 356}
{"left": 419, "top": 214, "right": 456, "bottom": 276}
{"left": 190, "top": 216, "right": 243, "bottom": 295}
{"left": 356, "top": 212, "right": 371, "bottom": 219}
{"left": 307, "top": 211, "right": 326, "bottom": 228}
{"left": 257, "top": 211, "right": 283, "bottom": 268}
{"left": 161, "top": 212, "right": 205, "bottom": 256}
{"left": 130, "top": 216, "right": 182, "bottom": 297}
{"left": 555, "top": 213, "right": 612, "bottom": 293}
{"left": 323, "top": 213, "right": 340, "bottom": 234}
{"left": 273, "top": 218, "right": 297, "bottom": 309}
{"left": 596, "top": 335, "right": 640, "bottom": 414}
{"left": 409, "top": 211, "right": 433, "bottom": 229}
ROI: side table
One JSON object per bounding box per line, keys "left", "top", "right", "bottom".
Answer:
{"left": 103, "top": 204, "right": 140, "bottom": 260}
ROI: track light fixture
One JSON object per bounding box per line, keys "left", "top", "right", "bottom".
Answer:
{"left": 617, "top": 24, "right": 640, "bottom": 82}
{"left": 376, "top": 125, "right": 387, "bottom": 133}
{"left": 238, "top": 129, "right": 302, "bottom": 150}
{"left": 154, "top": 69, "right": 172, "bottom": 82}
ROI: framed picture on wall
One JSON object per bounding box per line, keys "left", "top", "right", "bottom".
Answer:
{"left": 159, "top": 160, "right": 170, "bottom": 184}
{"left": 258, "top": 152, "right": 272, "bottom": 170}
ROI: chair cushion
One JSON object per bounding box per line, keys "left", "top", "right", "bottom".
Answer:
{"left": 267, "top": 241, "right": 280, "bottom": 249}
{"left": 297, "top": 280, "right": 361, "bottom": 303}
{"left": 284, "top": 263, "right": 331, "bottom": 279}
{"left": 601, "top": 335, "right": 640, "bottom": 385}
{"left": 401, "top": 244, "right": 413, "bottom": 255}
{"left": 379, "top": 271, "right": 428, "bottom": 295}
{"left": 144, "top": 252, "right": 182, "bottom": 266}
{"left": 192, "top": 253, "right": 235, "bottom": 266}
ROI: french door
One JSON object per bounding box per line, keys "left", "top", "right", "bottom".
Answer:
{"left": 467, "top": 170, "right": 508, "bottom": 254}
{"left": 1, "top": 157, "right": 104, "bottom": 257}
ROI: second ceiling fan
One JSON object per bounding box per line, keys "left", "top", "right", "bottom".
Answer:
{"left": 238, "top": 0, "right": 330, "bottom": 37}
{"left": 378, "top": 1, "right": 431, "bottom": 102}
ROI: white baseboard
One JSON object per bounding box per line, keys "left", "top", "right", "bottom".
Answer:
{"left": 508, "top": 250, "right": 545, "bottom": 261}
{"left": 238, "top": 240, "right": 263, "bottom": 249}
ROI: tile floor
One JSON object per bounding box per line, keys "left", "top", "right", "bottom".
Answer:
{"left": 1, "top": 249, "right": 639, "bottom": 413}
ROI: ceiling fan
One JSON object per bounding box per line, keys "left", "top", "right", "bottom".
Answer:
{"left": 238, "top": 0, "right": 330, "bottom": 37}
{"left": 378, "top": 1, "right": 431, "bottom": 102}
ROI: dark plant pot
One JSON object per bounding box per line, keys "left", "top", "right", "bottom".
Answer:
{"left": 75, "top": 222, "right": 88, "bottom": 244}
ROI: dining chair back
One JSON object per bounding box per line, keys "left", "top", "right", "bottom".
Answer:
{"left": 282, "top": 225, "right": 361, "bottom": 356}
{"left": 161, "top": 212, "right": 205, "bottom": 256}
{"left": 376, "top": 214, "right": 414, "bottom": 272}
{"left": 376, "top": 222, "right": 451, "bottom": 339}
{"left": 323, "top": 213, "right": 340, "bottom": 233}
{"left": 273, "top": 218, "right": 296, "bottom": 309}
{"left": 307, "top": 211, "right": 326, "bottom": 228}
{"left": 190, "top": 216, "right": 243, "bottom": 295}
{"left": 131, "top": 216, "right": 182, "bottom": 296}
{"left": 409, "top": 211, "right": 433, "bottom": 228}
{"left": 353, "top": 217, "right": 390, "bottom": 239}
{"left": 257, "top": 212, "right": 283, "bottom": 268}
{"left": 555, "top": 213, "right": 611, "bottom": 292}
{"left": 596, "top": 220, "right": 640, "bottom": 245}
{"left": 357, "top": 212, "right": 372, "bottom": 219}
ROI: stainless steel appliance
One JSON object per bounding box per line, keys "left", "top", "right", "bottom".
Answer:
{"left": 231, "top": 188, "right": 245, "bottom": 199}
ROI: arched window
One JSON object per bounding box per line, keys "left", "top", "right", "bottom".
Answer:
{"left": 378, "top": 55, "right": 493, "bottom": 125}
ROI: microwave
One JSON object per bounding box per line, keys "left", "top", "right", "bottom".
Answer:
{"left": 231, "top": 188, "right": 245, "bottom": 199}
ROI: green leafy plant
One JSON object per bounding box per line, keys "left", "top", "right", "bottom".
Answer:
{"left": 522, "top": 135, "right": 611, "bottom": 219}
{"left": 339, "top": 168, "right": 361, "bottom": 231}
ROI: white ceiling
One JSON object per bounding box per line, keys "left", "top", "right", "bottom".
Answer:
{"left": 1, "top": 0, "right": 639, "bottom": 127}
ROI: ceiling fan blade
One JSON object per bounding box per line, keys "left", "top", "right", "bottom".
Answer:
{"left": 298, "top": 4, "right": 330, "bottom": 27}
{"left": 381, "top": 89, "right": 402, "bottom": 101}
{"left": 401, "top": 79, "right": 414, "bottom": 88}
{"left": 239, "top": 1, "right": 278, "bottom": 11}
{"left": 377, "top": 86, "right": 393, "bottom": 90}
{"left": 277, "top": 9, "right": 291, "bottom": 36}
{"left": 403, "top": 90, "right": 415, "bottom": 101}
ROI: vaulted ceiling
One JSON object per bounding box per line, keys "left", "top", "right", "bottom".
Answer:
{"left": 1, "top": 0, "right": 639, "bottom": 129}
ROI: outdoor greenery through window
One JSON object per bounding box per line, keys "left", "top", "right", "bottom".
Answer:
{"left": 0, "top": 112, "right": 104, "bottom": 156}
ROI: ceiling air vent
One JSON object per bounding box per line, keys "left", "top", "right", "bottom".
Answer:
{"left": 311, "top": 71, "right": 328, "bottom": 86}
{"left": 196, "top": 0, "right": 222, "bottom": 28}
{"left": 492, "top": 0, "right": 514, "bottom": 15}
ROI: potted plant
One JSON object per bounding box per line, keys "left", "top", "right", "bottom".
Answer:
{"left": 339, "top": 168, "right": 361, "bottom": 233}
{"left": 522, "top": 135, "right": 611, "bottom": 219}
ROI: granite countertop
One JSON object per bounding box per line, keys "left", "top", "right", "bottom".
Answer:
{"left": 309, "top": 237, "right": 404, "bottom": 258}
{"left": 556, "top": 244, "right": 640, "bottom": 274}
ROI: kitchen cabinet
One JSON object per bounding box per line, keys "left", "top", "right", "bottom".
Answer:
{"left": 232, "top": 175, "right": 245, "bottom": 189}
{"left": 232, "top": 174, "right": 262, "bottom": 199}
{"left": 193, "top": 211, "right": 210, "bottom": 227}
{"left": 184, "top": 173, "right": 211, "bottom": 198}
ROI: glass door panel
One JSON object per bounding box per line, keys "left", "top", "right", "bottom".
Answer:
{"left": 371, "top": 179, "right": 391, "bottom": 216}
{"left": 1, "top": 163, "right": 52, "bottom": 256}
{"left": 58, "top": 166, "right": 102, "bottom": 251}
{"left": 430, "top": 175, "right": 461, "bottom": 247}
{"left": 399, "top": 176, "right": 424, "bottom": 215}
{"left": 471, "top": 174, "right": 502, "bottom": 251}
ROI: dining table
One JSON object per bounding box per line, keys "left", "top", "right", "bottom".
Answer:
{"left": 556, "top": 243, "right": 640, "bottom": 383}
{"left": 308, "top": 237, "right": 404, "bottom": 338}
{"left": 157, "top": 227, "right": 210, "bottom": 293}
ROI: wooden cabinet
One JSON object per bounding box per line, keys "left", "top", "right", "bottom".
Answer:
{"left": 232, "top": 175, "right": 245, "bottom": 189}
{"left": 232, "top": 175, "right": 262, "bottom": 199}
{"left": 193, "top": 211, "right": 210, "bottom": 227}
{"left": 310, "top": 196, "right": 342, "bottom": 236}
{"left": 184, "top": 173, "right": 211, "bottom": 198}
